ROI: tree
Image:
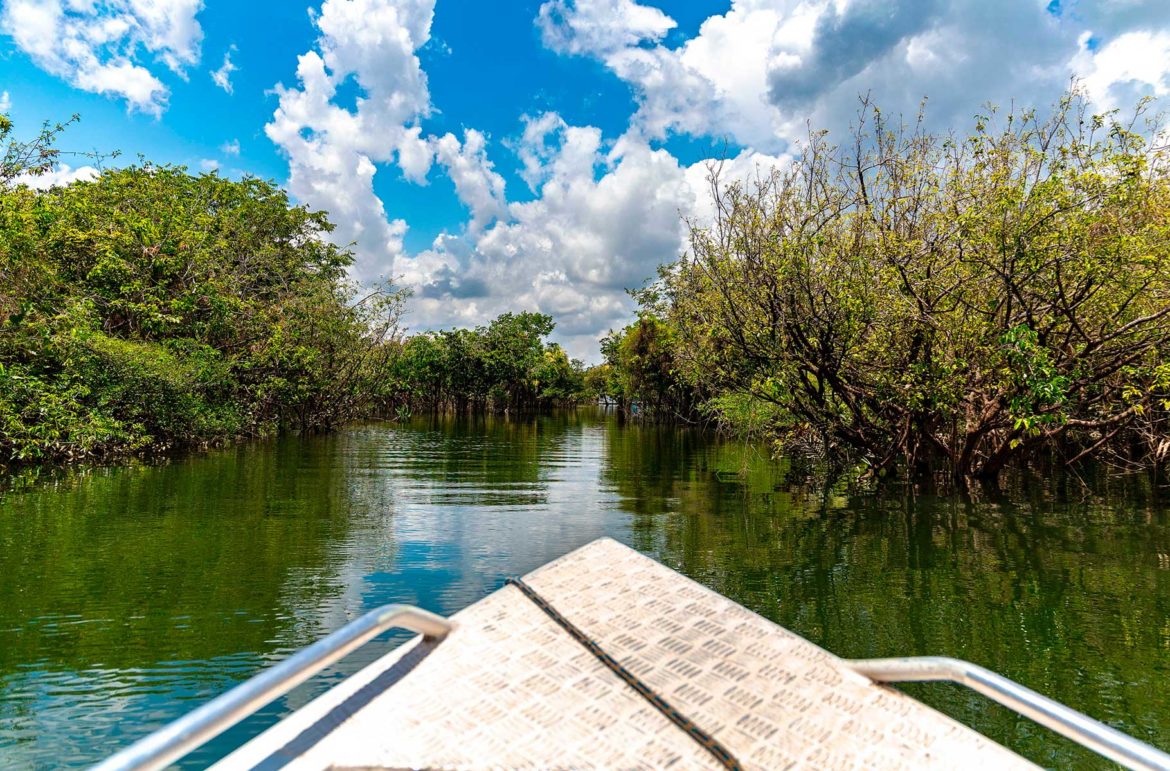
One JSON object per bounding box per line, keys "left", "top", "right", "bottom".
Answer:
{"left": 590, "top": 315, "right": 700, "bottom": 420}
{"left": 0, "top": 113, "right": 77, "bottom": 186}
{"left": 655, "top": 91, "right": 1170, "bottom": 482}
{"left": 0, "top": 125, "right": 410, "bottom": 464}
{"left": 388, "top": 311, "right": 585, "bottom": 414}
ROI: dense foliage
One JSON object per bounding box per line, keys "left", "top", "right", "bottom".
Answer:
{"left": 13, "top": 89, "right": 1168, "bottom": 484}
{"left": 0, "top": 115, "right": 589, "bottom": 467}
{"left": 585, "top": 314, "right": 701, "bottom": 421}
{"left": 606, "top": 93, "right": 1170, "bottom": 482}
{"left": 387, "top": 311, "right": 585, "bottom": 414}
{"left": 0, "top": 118, "right": 413, "bottom": 464}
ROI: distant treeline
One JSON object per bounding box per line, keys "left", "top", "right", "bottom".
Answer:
{"left": 585, "top": 91, "right": 1170, "bottom": 483}
{"left": 0, "top": 116, "right": 584, "bottom": 467}
{"left": 389, "top": 312, "right": 584, "bottom": 415}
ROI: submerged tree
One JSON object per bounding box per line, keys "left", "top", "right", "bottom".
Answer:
{"left": 586, "top": 313, "right": 701, "bottom": 421}
{"left": 658, "top": 91, "right": 1170, "bottom": 482}
{"left": 0, "top": 114, "right": 588, "bottom": 468}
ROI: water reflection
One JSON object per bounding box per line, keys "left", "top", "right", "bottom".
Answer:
{"left": 0, "top": 409, "right": 1167, "bottom": 768}
{"left": 0, "top": 431, "right": 405, "bottom": 766}
{"left": 601, "top": 419, "right": 1170, "bottom": 767}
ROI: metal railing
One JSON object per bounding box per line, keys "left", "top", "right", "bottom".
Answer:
{"left": 91, "top": 604, "right": 453, "bottom": 771}
{"left": 90, "top": 607, "right": 1170, "bottom": 771}
{"left": 846, "top": 656, "right": 1170, "bottom": 771}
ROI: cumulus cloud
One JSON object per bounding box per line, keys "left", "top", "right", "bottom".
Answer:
{"left": 535, "top": 0, "right": 1170, "bottom": 153}
{"left": 536, "top": 0, "right": 793, "bottom": 150}
{"left": 0, "top": 91, "right": 9, "bottom": 112}
{"left": 13, "top": 163, "right": 98, "bottom": 189}
{"left": 391, "top": 117, "right": 681, "bottom": 352}
{"left": 516, "top": 112, "right": 600, "bottom": 192}
{"left": 1072, "top": 29, "right": 1170, "bottom": 112}
{"left": 210, "top": 44, "right": 236, "bottom": 93}
{"left": 766, "top": 0, "right": 943, "bottom": 112}
{"left": 467, "top": 123, "right": 692, "bottom": 335}
{"left": 432, "top": 129, "right": 507, "bottom": 233}
{"left": 266, "top": 0, "right": 437, "bottom": 280}
{"left": 0, "top": 0, "right": 204, "bottom": 115}
{"left": 404, "top": 117, "right": 788, "bottom": 358}
{"left": 537, "top": 0, "right": 675, "bottom": 56}
{"left": 220, "top": 138, "right": 240, "bottom": 155}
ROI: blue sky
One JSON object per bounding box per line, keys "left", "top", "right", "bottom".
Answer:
{"left": 3, "top": 0, "right": 1170, "bottom": 358}
{"left": 0, "top": 0, "right": 735, "bottom": 255}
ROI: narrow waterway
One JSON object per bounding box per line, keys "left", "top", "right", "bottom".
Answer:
{"left": 1, "top": 410, "right": 1167, "bottom": 768}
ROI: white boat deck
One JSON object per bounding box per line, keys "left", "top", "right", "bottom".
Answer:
{"left": 213, "top": 538, "right": 1035, "bottom": 770}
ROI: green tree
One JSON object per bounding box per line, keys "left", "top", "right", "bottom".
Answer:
{"left": 592, "top": 315, "right": 700, "bottom": 420}
{"left": 652, "top": 91, "right": 1170, "bottom": 482}
{"left": 389, "top": 311, "right": 586, "bottom": 413}
{"left": 0, "top": 117, "right": 409, "bottom": 465}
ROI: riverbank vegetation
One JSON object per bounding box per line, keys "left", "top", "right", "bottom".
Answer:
{"left": 388, "top": 311, "right": 584, "bottom": 414}
{"left": 593, "top": 92, "right": 1170, "bottom": 482}
{"left": 7, "top": 89, "right": 1169, "bottom": 484}
{"left": 0, "top": 161, "right": 406, "bottom": 463}
{"left": 585, "top": 314, "right": 700, "bottom": 421}
{"left": 0, "top": 117, "right": 582, "bottom": 467}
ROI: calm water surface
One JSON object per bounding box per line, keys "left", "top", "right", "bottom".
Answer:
{"left": 1, "top": 410, "right": 1168, "bottom": 769}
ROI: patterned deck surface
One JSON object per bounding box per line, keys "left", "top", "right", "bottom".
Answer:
{"left": 213, "top": 538, "right": 1036, "bottom": 770}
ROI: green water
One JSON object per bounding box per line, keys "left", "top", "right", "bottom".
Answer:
{"left": 0, "top": 410, "right": 1168, "bottom": 769}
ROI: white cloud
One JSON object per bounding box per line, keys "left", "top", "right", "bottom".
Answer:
{"left": 470, "top": 125, "right": 692, "bottom": 331}
{"left": 13, "top": 162, "right": 98, "bottom": 189}
{"left": 126, "top": 0, "right": 203, "bottom": 72}
{"left": 1072, "top": 30, "right": 1170, "bottom": 112}
{"left": 266, "top": 0, "right": 437, "bottom": 281}
{"left": 432, "top": 129, "right": 507, "bottom": 233}
{"left": 199, "top": 158, "right": 219, "bottom": 171}
{"left": 210, "top": 45, "right": 236, "bottom": 94}
{"left": 0, "top": 0, "right": 204, "bottom": 115}
{"left": 537, "top": 0, "right": 675, "bottom": 57}
{"left": 537, "top": 0, "right": 797, "bottom": 150}
{"left": 535, "top": 0, "right": 1170, "bottom": 153}
{"left": 0, "top": 91, "right": 9, "bottom": 112}
{"left": 515, "top": 112, "right": 603, "bottom": 193}
{"left": 405, "top": 118, "right": 779, "bottom": 358}
{"left": 220, "top": 138, "right": 240, "bottom": 155}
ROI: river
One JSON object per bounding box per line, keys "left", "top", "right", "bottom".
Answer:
{"left": 1, "top": 409, "right": 1167, "bottom": 768}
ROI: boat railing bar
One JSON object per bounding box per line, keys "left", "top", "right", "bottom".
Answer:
{"left": 90, "top": 604, "right": 453, "bottom": 771}
{"left": 846, "top": 656, "right": 1170, "bottom": 771}
{"left": 91, "top": 610, "right": 1170, "bottom": 771}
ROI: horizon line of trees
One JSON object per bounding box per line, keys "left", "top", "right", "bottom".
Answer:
{"left": 383, "top": 311, "right": 586, "bottom": 416}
